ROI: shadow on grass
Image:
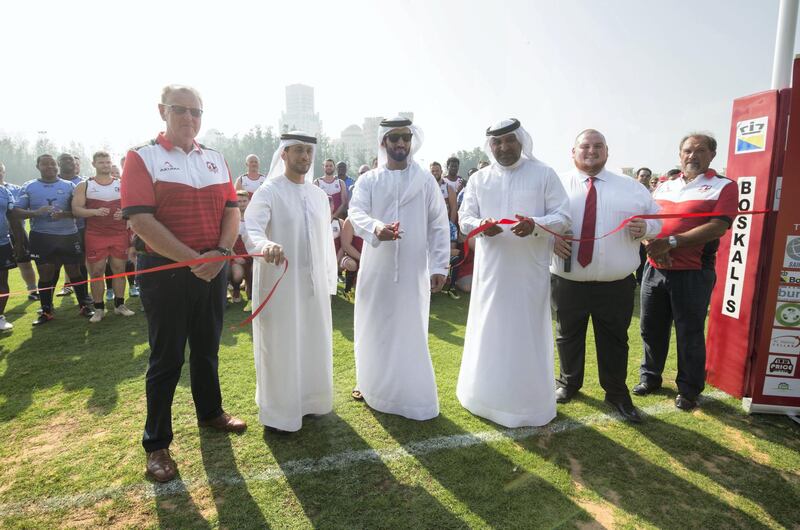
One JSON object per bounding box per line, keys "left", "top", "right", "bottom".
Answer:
{"left": 428, "top": 293, "right": 469, "bottom": 347}
{"left": 330, "top": 294, "right": 354, "bottom": 343}
{"left": 521, "top": 395, "right": 767, "bottom": 529}
{"left": 199, "top": 428, "right": 269, "bottom": 529}
{"left": 701, "top": 396, "right": 800, "bottom": 451}
{"left": 0, "top": 309, "right": 147, "bottom": 421}
{"left": 153, "top": 476, "right": 212, "bottom": 530}
{"left": 639, "top": 408, "right": 800, "bottom": 527}
{"left": 370, "top": 409, "right": 589, "bottom": 528}
{"left": 263, "top": 412, "right": 467, "bottom": 528}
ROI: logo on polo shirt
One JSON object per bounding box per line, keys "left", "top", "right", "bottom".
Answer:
{"left": 206, "top": 161, "right": 219, "bottom": 173}
{"left": 160, "top": 161, "right": 180, "bottom": 172}
{"left": 698, "top": 185, "right": 712, "bottom": 192}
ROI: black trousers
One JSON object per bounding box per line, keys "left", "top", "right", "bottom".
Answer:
{"left": 138, "top": 254, "right": 227, "bottom": 453}
{"left": 639, "top": 264, "right": 715, "bottom": 399}
{"left": 551, "top": 273, "right": 636, "bottom": 404}
{"left": 635, "top": 244, "right": 647, "bottom": 285}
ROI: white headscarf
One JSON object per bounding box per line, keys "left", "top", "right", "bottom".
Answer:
{"left": 267, "top": 131, "right": 317, "bottom": 181}
{"left": 376, "top": 117, "right": 425, "bottom": 168}
{"left": 483, "top": 118, "right": 536, "bottom": 165}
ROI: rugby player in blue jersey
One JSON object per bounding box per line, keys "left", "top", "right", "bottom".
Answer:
{"left": 11, "top": 154, "right": 94, "bottom": 325}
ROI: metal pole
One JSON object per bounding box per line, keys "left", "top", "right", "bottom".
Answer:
{"left": 771, "top": 0, "right": 800, "bottom": 90}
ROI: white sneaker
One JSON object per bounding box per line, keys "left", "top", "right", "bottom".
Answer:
{"left": 0, "top": 315, "right": 13, "bottom": 331}
{"left": 114, "top": 304, "right": 135, "bottom": 317}
{"left": 89, "top": 309, "right": 104, "bottom": 323}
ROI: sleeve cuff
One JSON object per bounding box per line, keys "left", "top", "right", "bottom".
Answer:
{"left": 712, "top": 215, "right": 733, "bottom": 227}
{"left": 122, "top": 205, "right": 156, "bottom": 219}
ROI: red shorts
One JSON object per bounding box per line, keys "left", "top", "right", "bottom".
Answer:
{"left": 84, "top": 232, "right": 129, "bottom": 263}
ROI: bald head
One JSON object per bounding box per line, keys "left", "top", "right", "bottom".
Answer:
{"left": 572, "top": 129, "right": 608, "bottom": 176}
{"left": 245, "top": 154, "right": 260, "bottom": 173}
{"left": 574, "top": 129, "right": 607, "bottom": 147}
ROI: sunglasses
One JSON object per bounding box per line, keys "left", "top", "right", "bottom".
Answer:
{"left": 386, "top": 133, "right": 412, "bottom": 143}
{"left": 164, "top": 104, "right": 204, "bottom": 118}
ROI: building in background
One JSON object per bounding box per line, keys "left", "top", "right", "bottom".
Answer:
{"left": 280, "top": 84, "right": 321, "bottom": 136}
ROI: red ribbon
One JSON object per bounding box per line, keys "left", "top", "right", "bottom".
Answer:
{"left": 461, "top": 209, "right": 771, "bottom": 264}
{"left": 1, "top": 209, "right": 772, "bottom": 328}
{"left": 240, "top": 259, "right": 288, "bottom": 327}
{"left": 1, "top": 253, "right": 288, "bottom": 328}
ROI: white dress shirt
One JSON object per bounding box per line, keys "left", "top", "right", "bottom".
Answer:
{"left": 550, "top": 168, "right": 661, "bottom": 282}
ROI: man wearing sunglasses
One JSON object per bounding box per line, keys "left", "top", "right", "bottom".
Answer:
{"left": 348, "top": 117, "right": 450, "bottom": 421}
{"left": 121, "top": 84, "right": 246, "bottom": 483}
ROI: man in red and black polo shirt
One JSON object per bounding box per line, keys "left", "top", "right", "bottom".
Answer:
{"left": 635, "top": 133, "right": 738, "bottom": 411}
{"left": 121, "top": 84, "right": 246, "bottom": 483}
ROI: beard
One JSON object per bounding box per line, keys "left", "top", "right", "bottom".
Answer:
{"left": 387, "top": 147, "right": 409, "bottom": 162}
{"left": 288, "top": 161, "right": 311, "bottom": 176}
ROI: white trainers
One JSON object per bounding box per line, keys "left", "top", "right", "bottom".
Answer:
{"left": 114, "top": 304, "right": 135, "bottom": 317}
{"left": 0, "top": 315, "right": 13, "bottom": 331}
{"left": 89, "top": 309, "right": 104, "bottom": 323}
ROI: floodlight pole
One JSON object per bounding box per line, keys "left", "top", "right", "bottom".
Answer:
{"left": 771, "top": 0, "right": 799, "bottom": 90}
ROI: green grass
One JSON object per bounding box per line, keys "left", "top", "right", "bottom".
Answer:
{"left": 0, "top": 273, "right": 798, "bottom": 529}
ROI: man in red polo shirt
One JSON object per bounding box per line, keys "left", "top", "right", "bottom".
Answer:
{"left": 121, "top": 84, "right": 246, "bottom": 483}
{"left": 635, "top": 133, "right": 738, "bottom": 411}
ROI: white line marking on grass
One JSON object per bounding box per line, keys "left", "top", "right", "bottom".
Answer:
{"left": 0, "top": 391, "right": 728, "bottom": 518}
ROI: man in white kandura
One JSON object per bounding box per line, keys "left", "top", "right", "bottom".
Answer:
{"left": 348, "top": 117, "right": 450, "bottom": 421}
{"left": 244, "top": 132, "right": 338, "bottom": 432}
{"left": 457, "top": 118, "right": 571, "bottom": 428}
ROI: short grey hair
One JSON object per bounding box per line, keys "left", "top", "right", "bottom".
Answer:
{"left": 160, "top": 84, "right": 203, "bottom": 106}
{"left": 679, "top": 132, "right": 716, "bottom": 152}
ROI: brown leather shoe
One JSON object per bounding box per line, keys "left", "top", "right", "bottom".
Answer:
{"left": 146, "top": 449, "right": 177, "bottom": 483}
{"left": 198, "top": 412, "right": 247, "bottom": 433}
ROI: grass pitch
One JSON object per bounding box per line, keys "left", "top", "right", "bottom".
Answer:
{"left": 0, "top": 274, "right": 798, "bottom": 529}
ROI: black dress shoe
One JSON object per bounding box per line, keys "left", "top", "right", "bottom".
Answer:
{"left": 631, "top": 381, "right": 660, "bottom": 396}
{"left": 32, "top": 312, "right": 54, "bottom": 326}
{"left": 675, "top": 394, "right": 698, "bottom": 411}
{"left": 605, "top": 399, "right": 643, "bottom": 423}
{"left": 555, "top": 387, "right": 577, "bottom": 404}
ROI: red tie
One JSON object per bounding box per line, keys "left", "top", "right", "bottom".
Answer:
{"left": 577, "top": 177, "right": 596, "bottom": 268}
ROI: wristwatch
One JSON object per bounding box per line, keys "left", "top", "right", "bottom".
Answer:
{"left": 215, "top": 246, "right": 232, "bottom": 256}
{"left": 668, "top": 236, "right": 678, "bottom": 248}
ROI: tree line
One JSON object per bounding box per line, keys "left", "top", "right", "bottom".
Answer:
{"left": 1, "top": 128, "right": 486, "bottom": 183}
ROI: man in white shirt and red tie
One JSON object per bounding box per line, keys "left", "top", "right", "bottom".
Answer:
{"left": 551, "top": 129, "right": 661, "bottom": 423}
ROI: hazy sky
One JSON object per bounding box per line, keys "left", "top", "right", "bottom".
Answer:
{"left": 2, "top": 0, "right": 798, "bottom": 175}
